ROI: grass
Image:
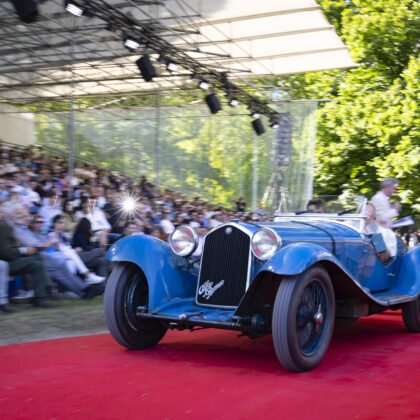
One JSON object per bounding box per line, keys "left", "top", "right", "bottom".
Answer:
{"left": 0, "top": 296, "right": 107, "bottom": 346}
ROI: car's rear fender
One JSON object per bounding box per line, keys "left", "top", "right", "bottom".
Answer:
{"left": 235, "top": 242, "right": 369, "bottom": 316}
{"left": 107, "top": 235, "right": 197, "bottom": 309}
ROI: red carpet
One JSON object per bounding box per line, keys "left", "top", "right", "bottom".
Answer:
{"left": 1, "top": 312, "right": 419, "bottom": 419}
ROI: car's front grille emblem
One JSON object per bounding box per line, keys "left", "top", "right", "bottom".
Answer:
{"left": 225, "top": 227, "right": 232, "bottom": 235}
{"left": 198, "top": 280, "right": 225, "bottom": 300}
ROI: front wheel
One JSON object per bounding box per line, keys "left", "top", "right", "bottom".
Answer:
{"left": 104, "top": 262, "right": 167, "bottom": 349}
{"left": 402, "top": 298, "right": 420, "bottom": 332}
{"left": 272, "top": 265, "right": 335, "bottom": 372}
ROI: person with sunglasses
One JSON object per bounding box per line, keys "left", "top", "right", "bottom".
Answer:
{"left": 14, "top": 213, "right": 104, "bottom": 299}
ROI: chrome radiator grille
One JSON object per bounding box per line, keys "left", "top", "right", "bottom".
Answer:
{"left": 196, "top": 225, "right": 250, "bottom": 307}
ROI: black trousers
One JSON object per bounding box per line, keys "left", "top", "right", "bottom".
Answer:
{"left": 9, "top": 254, "right": 50, "bottom": 297}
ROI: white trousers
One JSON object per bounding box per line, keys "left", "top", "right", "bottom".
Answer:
{"left": 58, "top": 245, "right": 89, "bottom": 275}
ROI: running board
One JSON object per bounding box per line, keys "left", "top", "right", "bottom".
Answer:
{"left": 372, "top": 292, "right": 415, "bottom": 305}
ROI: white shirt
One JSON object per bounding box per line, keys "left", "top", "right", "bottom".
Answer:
{"left": 25, "top": 188, "right": 41, "bottom": 204}
{"left": 39, "top": 205, "right": 61, "bottom": 230}
{"left": 76, "top": 208, "right": 111, "bottom": 231}
{"left": 370, "top": 191, "right": 398, "bottom": 228}
{"left": 160, "top": 219, "right": 175, "bottom": 235}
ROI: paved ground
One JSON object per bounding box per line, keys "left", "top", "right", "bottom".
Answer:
{"left": 0, "top": 296, "right": 107, "bottom": 346}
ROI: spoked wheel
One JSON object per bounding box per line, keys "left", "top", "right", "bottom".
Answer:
{"left": 402, "top": 297, "right": 420, "bottom": 332}
{"left": 272, "top": 265, "right": 335, "bottom": 372}
{"left": 104, "top": 262, "right": 167, "bottom": 349}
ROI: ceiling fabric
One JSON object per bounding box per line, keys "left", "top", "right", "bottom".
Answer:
{"left": 0, "top": 0, "right": 355, "bottom": 105}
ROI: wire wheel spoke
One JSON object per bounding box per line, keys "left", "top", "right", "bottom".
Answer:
{"left": 296, "top": 280, "right": 327, "bottom": 356}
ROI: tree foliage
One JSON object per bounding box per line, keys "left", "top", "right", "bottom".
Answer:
{"left": 279, "top": 0, "right": 420, "bottom": 218}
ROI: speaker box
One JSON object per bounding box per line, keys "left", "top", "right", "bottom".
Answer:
{"left": 136, "top": 55, "right": 156, "bottom": 82}
{"left": 205, "top": 93, "right": 222, "bottom": 114}
{"left": 252, "top": 118, "right": 265, "bottom": 136}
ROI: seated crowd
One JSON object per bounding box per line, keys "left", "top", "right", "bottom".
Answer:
{"left": 0, "top": 143, "right": 271, "bottom": 313}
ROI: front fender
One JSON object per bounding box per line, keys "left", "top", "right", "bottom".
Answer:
{"left": 107, "top": 235, "right": 197, "bottom": 310}
{"left": 259, "top": 242, "right": 343, "bottom": 276}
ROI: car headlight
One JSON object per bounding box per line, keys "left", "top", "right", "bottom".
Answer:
{"left": 251, "top": 228, "right": 281, "bottom": 260}
{"left": 170, "top": 226, "right": 198, "bottom": 257}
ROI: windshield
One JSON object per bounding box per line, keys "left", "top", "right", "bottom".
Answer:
{"left": 275, "top": 194, "right": 367, "bottom": 232}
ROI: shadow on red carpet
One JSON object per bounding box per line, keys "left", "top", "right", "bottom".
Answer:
{"left": 1, "top": 312, "right": 419, "bottom": 419}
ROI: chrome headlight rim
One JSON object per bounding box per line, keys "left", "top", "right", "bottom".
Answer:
{"left": 251, "top": 227, "right": 282, "bottom": 260}
{"left": 170, "top": 226, "right": 198, "bottom": 257}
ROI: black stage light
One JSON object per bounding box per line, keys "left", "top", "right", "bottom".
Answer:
{"left": 252, "top": 118, "right": 265, "bottom": 136}
{"left": 136, "top": 55, "right": 156, "bottom": 82}
{"left": 205, "top": 93, "right": 222, "bottom": 114}
{"left": 10, "top": 0, "right": 38, "bottom": 23}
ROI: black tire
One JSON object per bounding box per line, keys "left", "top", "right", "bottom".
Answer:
{"left": 104, "top": 262, "right": 167, "bottom": 349}
{"left": 272, "top": 265, "right": 335, "bottom": 372}
{"left": 402, "top": 298, "right": 420, "bottom": 332}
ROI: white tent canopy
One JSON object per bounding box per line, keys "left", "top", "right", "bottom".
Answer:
{"left": 0, "top": 0, "right": 355, "bottom": 105}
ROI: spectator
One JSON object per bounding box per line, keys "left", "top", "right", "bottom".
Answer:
{"left": 39, "top": 194, "right": 63, "bottom": 230}
{"left": 236, "top": 197, "right": 246, "bottom": 212}
{"left": 102, "top": 190, "right": 123, "bottom": 233}
{"left": 256, "top": 204, "right": 268, "bottom": 220}
{"left": 123, "top": 220, "right": 143, "bottom": 236}
{"left": 72, "top": 217, "right": 109, "bottom": 277}
{"left": 173, "top": 213, "right": 187, "bottom": 228}
{"left": 160, "top": 210, "right": 175, "bottom": 238}
{"left": 61, "top": 198, "right": 78, "bottom": 234}
{"left": 133, "top": 218, "right": 145, "bottom": 235}
{"left": 24, "top": 178, "right": 41, "bottom": 208}
{"left": 209, "top": 212, "right": 223, "bottom": 229}
{"left": 72, "top": 217, "right": 99, "bottom": 251}
{"left": 405, "top": 228, "right": 419, "bottom": 249}
{"left": 16, "top": 214, "right": 104, "bottom": 299}
{"left": 306, "top": 198, "right": 326, "bottom": 213}
{"left": 189, "top": 209, "right": 201, "bottom": 228}
{"left": 75, "top": 197, "right": 111, "bottom": 247}
{"left": 48, "top": 214, "right": 105, "bottom": 284}
{"left": 370, "top": 178, "right": 400, "bottom": 228}
{"left": 150, "top": 225, "right": 164, "bottom": 240}
{"left": 0, "top": 259, "right": 15, "bottom": 313}
{"left": 0, "top": 202, "right": 55, "bottom": 308}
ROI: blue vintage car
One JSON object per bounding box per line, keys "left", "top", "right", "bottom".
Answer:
{"left": 104, "top": 205, "right": 420, "bottom": 372}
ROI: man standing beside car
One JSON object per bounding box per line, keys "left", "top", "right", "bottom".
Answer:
{"left": 370, "top": 178, "right": 400, "bottom": 228}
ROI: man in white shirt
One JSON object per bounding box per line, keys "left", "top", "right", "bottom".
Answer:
{"left": 370, "top": 178, "right": 400, "bottom": 228}
{"left": 160, "top": 210, "right": 175, "bottom": 236}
